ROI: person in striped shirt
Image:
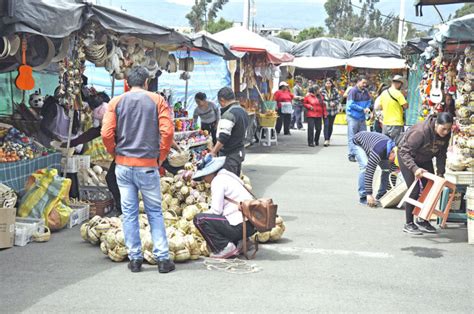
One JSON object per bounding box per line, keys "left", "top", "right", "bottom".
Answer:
{"left": 353, "top": 131, "right": 398, "bottom": 207}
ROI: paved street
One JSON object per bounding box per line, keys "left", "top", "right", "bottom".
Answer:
{"left": 1, "top": 126, "right": 472, "bottom": 313}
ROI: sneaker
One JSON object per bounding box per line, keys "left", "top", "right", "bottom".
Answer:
{"left": 157, "top": 258, "right": 175, "bottom": 273}
{"left": 308, "top": 143, "right": 315, "bottom": 147}
{"left": 128, "top": 259, "right": 143, "bottom": 273}
{"left": 359, "top": 197, "right": 367, "bottom": 205}
{"left": 210, "top": 242, "right": 239, "bottom": 259}
{"left": 324, "top": 140, "right": 329, "bottom": 147}
{"left": 403, "top": 222, "right": 423, "bottom": 235}
{"left": 416, "top": 219, "right": 437, "bottom": 233}
{"left": 315, "top": 142, "right": 319, "bottom": 146}
{"left": 348, "top": 155, "right": 357, "bottom": 162}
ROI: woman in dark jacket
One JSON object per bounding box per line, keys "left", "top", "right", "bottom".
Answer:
{"left": 397, "top": 113, "right": 453, "bottom": 235}
{"left": 321, "top": 79, "right": 341, "bottom": 146}
{"left": 303, "top": 85, "right": 327, "bottom": 147}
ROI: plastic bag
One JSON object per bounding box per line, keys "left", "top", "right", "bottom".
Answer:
{"left": 18, "top": 168, "right": 73, "bottom": 230}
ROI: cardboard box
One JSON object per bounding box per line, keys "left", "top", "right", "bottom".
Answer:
{"left": 0, "top": 207, "right": 16, "bottom": 249}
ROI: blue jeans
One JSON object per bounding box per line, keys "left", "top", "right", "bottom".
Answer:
{"left": 347, "top": 115, "right": 367, "bottom": 157}
{"left": 115, "top": 165, "right": 169, "bottom": 261}
{"left": 291, "top": 105, "right": 303, "bottom": 129}
{"left": 354, "top": 146, "right": 390, "bottom": 199}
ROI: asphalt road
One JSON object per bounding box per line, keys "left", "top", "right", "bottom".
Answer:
{"left": 1, "top": 126, "right": 472, "bottom": 313}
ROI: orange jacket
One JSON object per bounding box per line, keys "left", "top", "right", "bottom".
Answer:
{"left": 101, "top": 89, "right": 174, "bottom": 167}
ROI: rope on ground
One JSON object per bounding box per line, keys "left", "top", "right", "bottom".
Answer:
{"left": 203, "top": 257, "right": 262, "bottom": 274}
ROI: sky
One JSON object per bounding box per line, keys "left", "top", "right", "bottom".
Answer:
{"left": 100, "top": 0, "right": 464, "bottom": 31}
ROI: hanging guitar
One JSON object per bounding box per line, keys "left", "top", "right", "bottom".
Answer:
{"left": 429, "top": 65, "right": 443, "bottom": 104}
{"left": 15, "top": 35, "right": 35, "bottom": 91}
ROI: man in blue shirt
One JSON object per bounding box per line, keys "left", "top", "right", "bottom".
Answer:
{"left": 346, "top": 76, "right": 371, "bottom": 162}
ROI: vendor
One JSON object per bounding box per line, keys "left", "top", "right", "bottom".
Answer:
{"left": 273, "top": 81, "right": 294, "bottom": 136}
{"left": 210, "top": 87, "right": 249, "bottom": 177}
{"left": 192, "top": 156, "right": 255, "bottom": 259}
{"left": 193, "top": 92, "right": 220, "bottom": 145}
{"left": 398, "top": 113, "right": 453, "bottom": 235}
{"left": 353, "top": 131, "right": 397, "bottom": 207}
{"left": 39, "top": 88, "right": 81, "bottom": 148}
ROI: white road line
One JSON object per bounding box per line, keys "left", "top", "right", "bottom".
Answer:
{"left": 263, "top": 245, "right": 394, "bottom": 259}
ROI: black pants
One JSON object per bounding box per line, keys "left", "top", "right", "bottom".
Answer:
{"left": 194, "top": 213, "right": 255, "bottom": 253}
{"left": 276, "top": 108, "right": 291, "bottom": 135}
{"left": 323, "top": 115, "right": 336, "bottom": 141}
{"left": 222, "top": 151, "right": 244, "bottom": 177}
{"left": 201, "top": 121, "right": 217, "bottom": 145}
{"left": 307, "top": 117, "right": 323, "bottom": 145}
{"left": 105, "top": 160, "right": 122, "bottom": 214}
{"left": 398, "top": 154, "right": 434, "bottom": 224}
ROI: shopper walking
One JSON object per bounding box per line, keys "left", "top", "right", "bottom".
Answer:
{"left": 379, "top": 75, "right": 409, "bottom": 144}
{"left": 346, "top": 76, "right": 371, "bottom": 162}
{"left": 398, "top": 113, "right": 453, "bottom": 235}
{"left": 291, "top": 77, "right": 305, "bottom": 130}
{"left": 210, "top": 87, "right": 249, "bottom": 177}
{"left": 353, "top": 131, "right": 397, "bottom": 206}
{"left": 101, "top": 66, "right": 175, "bottom": 273}
{"left": 193, "top": 92, "right": 220, "bottom": 145}
{"left": 193, "top": 156, "right": 255, "bottom": 259}
{"left": 321, "top": 79, "right": 341, "bottom": 146}
{"left": 304, "top": 85, "right": 327, "bottom": 147}
{"left": 274, "top": 81, "right": 294, "bottom": 135}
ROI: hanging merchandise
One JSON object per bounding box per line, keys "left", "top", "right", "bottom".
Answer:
{"left": 0, "top": 125, "right": 52, "bottom": 163}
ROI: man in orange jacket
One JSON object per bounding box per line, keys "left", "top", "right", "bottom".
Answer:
{"left": 101, "top": 66, "right": 175, "bottom": 274}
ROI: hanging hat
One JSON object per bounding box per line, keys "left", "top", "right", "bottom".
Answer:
{"left": 192, "top": 156, "right": 226, "bottom": 181}
{"left": 448, "top": 86, "right": 456, "bottom": 95}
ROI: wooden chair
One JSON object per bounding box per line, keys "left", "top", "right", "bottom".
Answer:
{"left": 398, "top": 172, "right": 456, "bottom": 228}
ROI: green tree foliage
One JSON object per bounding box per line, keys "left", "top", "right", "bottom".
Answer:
{"left": 277, "top": 31, "right": 294, "bottom": 41}
{"left": 185, "top": 0, "right": 230, "bottom": 32}
{"left": 295, "top": 27, "right": 326, "bottom": 42}
{"left": 206, "top": 17, "right": 233, "bottom": 34}
{"left": 454, "top": 3, "right": 474, "bottom": 18}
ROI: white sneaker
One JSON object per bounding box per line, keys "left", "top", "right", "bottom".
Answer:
{"left": 210, "top": 242, "right": 239, "bottom": 259}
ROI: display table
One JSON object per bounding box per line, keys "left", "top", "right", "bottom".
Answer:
{"left": 0, "top": 153, "right": 62, "bottom": 195}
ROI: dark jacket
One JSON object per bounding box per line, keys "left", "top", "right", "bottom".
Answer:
{"left": 398, "top": 116, "right": 450, "bottom": 175}
{"left": 217, "top": 102, "right": 249, "bottom": 155}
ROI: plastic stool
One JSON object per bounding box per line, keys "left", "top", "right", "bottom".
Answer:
{"left": 398, "top": 172, "right": 456, "bottom": 228}
{"left": 259, "top": 127, "right": 277, "bottom": 146}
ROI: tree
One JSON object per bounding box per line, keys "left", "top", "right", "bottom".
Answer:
{"left": 185, "top": 0, "right": 230, "bottom": 32}
{"left": 206, "top": 17, "right": 233, "bottom": 34}
{"left": 454, "top": 3, "right": 474, "bottom": 18}
{"left": 277, "top": 31, "right": 294, "bottom": 41}
{"left": 295, "top": 27, "right": 325, "bottom": 43}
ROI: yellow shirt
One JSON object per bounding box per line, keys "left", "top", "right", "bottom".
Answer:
{"left": 380, "top": 87, "right": 407, "bottom": 126}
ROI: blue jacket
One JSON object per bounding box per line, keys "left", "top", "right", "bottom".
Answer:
{"left": 346, "top": 87, "right": 371, "bottom": 121}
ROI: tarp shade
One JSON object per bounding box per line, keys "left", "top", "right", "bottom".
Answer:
{"left": 434, "top": 13, "right": 474, "bottom": 43}
{"left": 284, "top": 57, "right": 347, "bottom": 69}
{"left": 402, "top": 37, "right": 432, "bottom": 55}
{"left": 346, "top": 56, "right": 406, "bottom": 69}
{"left": 265, "top": 35, "right": 296, "bottom": 53}
{"left": 0, "top": 0, "right": 190, "bottom": 48}
{"left": 191, "top": 34, "right": 239, "bottom": 60}
{"left": 349, "top": 38, "right": 402, "bottom": 58}
{"left": 290, "top": 38, "right": 352, "bottom": 59}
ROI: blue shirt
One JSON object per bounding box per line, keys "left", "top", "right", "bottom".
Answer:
{"left": 346, "top": 87, "right": 371, "bottom": 121}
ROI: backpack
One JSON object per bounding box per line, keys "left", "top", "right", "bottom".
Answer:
{"left": 225, "top": 187, "right": 278, "bottom": 260}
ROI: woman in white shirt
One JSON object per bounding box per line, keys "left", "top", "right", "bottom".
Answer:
{"left": 192, "top": 156, "right": 255, "bottom": 259}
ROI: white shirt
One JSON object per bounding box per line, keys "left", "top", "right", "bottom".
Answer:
{"left": 209, "top": 169, "right": 253, "bottom": 226}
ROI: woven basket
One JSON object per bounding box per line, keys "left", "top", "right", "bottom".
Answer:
{"left": 168, "top": 150, "right": 190, "bottom": 167}
{"left": 80, "top": 186, "right": 114, "bottom": 217}
{"left": 257, "top": 114, "right": 277, "bottom": 128}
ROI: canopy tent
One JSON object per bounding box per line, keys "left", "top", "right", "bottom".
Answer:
{"left": 349, "top": 38, "right": 402, "bottom": 58}
{"left": 402, "top": 37, "right": 432, "bottom": 55}
{"left": 345, "top": 56, "right": 406, "bottom": 69}
{"left": 0, "top": 0, "right": 190, "bottom": 49}
{"left": 211, "top": 26, "right": 294, "bottom": 63}
{"left": 285, "top": 57, "right": 346, "bottom": 69}
{"left": 434, "top": 13, "right": 474, "bottom": 43}
{"left": 191, "top": 34, "right": 239, "bottom": 60}
{"left": 290, "top": 38, "right": 352, "bottom": 59}
{"left": 414, "top": 0, "right": 467, "bottom": 16}
{"left": 265, "top": 35, "right": 296, "bottom": 53}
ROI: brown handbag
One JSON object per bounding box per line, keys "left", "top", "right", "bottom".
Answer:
{"left": 226, "top": 190, "right": 278, "bottom": 260}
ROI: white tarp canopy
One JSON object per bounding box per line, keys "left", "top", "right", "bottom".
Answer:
{"left": 212, "top": 26, "right": 281, "bottom": 53}
{"left": 284, "top": 56, "right": 406, "bottom": 69}
{"left": 284, "top": 57, "right": 347, "bottom": 69}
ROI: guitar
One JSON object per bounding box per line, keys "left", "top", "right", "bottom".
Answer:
{"left": 15, "top": 36, "right": 35, "bottom": 91}
{"left": 429, "top": 65, "right": 443, "bottom": 104}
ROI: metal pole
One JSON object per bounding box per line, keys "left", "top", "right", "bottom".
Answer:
{"left": 63, "top": 95, "right": 74, "bottom": 177}
{"left": 397, "top": 0, "right": 406, "bottom": 45}
{"left": 184, "top": 49, "right": 190, "bottom": 109}
{"left": 243, "top": 0, "right": 250, "bottom": 29}
{"left": 111, "top": 76, "right": 115, "bottom": 97}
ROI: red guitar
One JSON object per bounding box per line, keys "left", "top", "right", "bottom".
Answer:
{"left": 15, "top": 36, "right": 35, "bottom": 91}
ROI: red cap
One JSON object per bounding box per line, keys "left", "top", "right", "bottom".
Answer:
{"left": 448, "top": 86, "right": 456, "bottom": 95}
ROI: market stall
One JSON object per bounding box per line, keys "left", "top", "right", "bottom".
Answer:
{"left": 408, "top": 14, "right": 474, "bottom": 227}
{"left": 212, "top": 26, "right": 294, "bottom": 145}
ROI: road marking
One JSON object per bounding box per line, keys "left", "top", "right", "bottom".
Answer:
{"left": 263, "top": 245, "right": 394, "bottom": 259}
